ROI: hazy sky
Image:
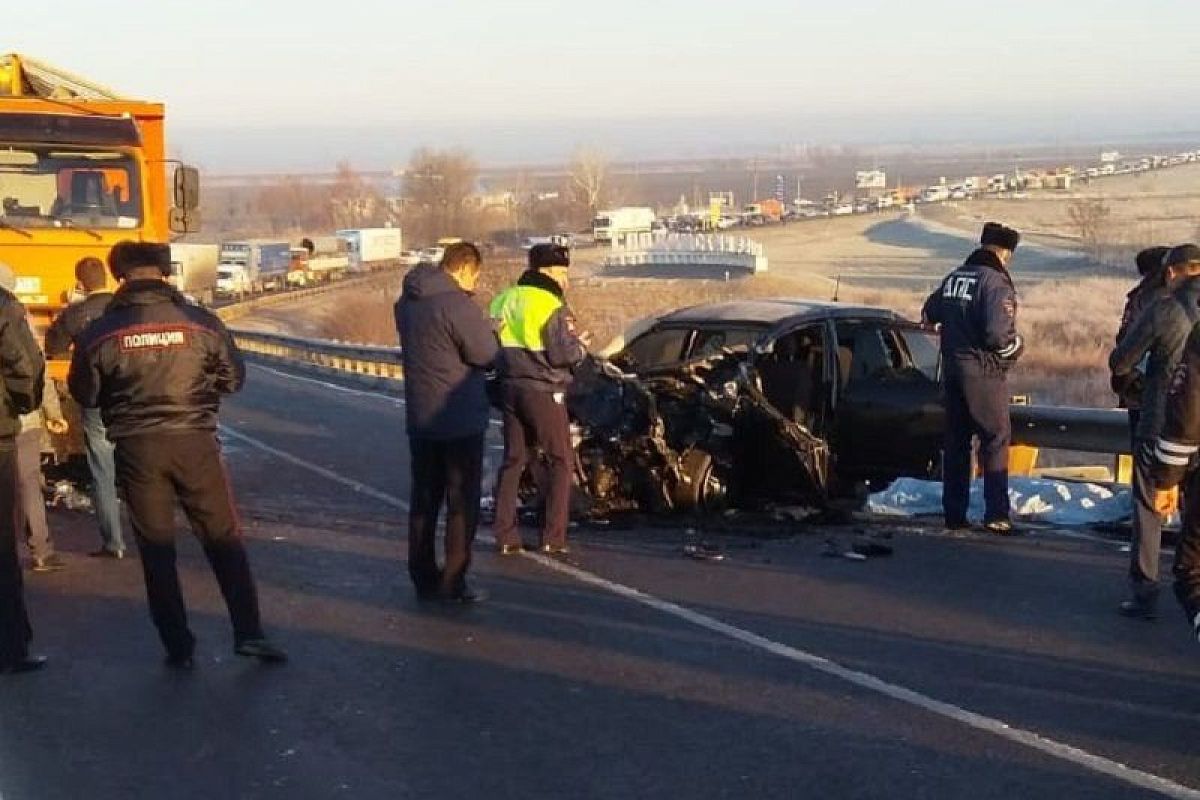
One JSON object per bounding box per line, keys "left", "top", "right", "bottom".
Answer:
{"left": 12, "top": 1, "right": 1200, "bottom": 170}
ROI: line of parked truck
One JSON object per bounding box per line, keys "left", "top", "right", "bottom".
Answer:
{"left": 167, "top": 227, "right": 404, "bottom": 304}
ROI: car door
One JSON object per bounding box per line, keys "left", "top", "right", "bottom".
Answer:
{"left": 832, "top": 319, "right": 943, "bottom": 483}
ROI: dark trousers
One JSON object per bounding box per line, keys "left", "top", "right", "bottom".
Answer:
{"left": 493, "top": 385, "right": 572, "bottom": 548}
{"left": 1174, "top": 469, "right": 1200, "bottom": 624}
{"left": 942, "top": 372, "right": 1011, "bottom": 524}
{"left": 1129, "top": 436, "right": 1163, "bottom": 603}
{"left": 115, "top": 432, "right": 264, "bottom": 657}
{"left": 0, "top": 440, "right": 32, "bottom": 667}
{"left": 407, "top": 435, "right": 484, "bottom": 596}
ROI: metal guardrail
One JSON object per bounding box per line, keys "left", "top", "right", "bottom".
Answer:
{"left": 1010, "top": 405, "right": 1130, "bottom": 455}
{"left": 232, "top": 329, "right": 403, "bottom": 382}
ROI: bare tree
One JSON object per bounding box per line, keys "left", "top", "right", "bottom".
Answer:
{"left": 256, "top": 176, "right": 334, "bottom": 235}
{"left": 401, "top": 147, "right": 480, "bottom": 243}
{"left": 329, "top": 161, "right": 387, "bottom": 229}
{"left": 1067, "top": 198, "right": 1112, "bottom": 260}
{"left": 569, "top": 147, "right": 609, "bottom": 220}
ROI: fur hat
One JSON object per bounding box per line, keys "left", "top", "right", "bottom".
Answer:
{"left": 108, "top": 241, "right": 171, "bottom": 280}
{"left": 980, "top": 222, "right": 1020, "bottom": 251}
{"left": 1165, "top": 243, "right": 1200, "bottom": 270}
{"left": 1135, "top": 246, "right": 1170, "bottom": 277}
{"left": 529, "top": 243, "right": 570, "bottom": 271}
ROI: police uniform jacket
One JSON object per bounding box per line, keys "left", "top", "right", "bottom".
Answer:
{"left": 1110, "top": 277, "right": 1200, "bottom": 440}
{"left": 1150, "top": 321, "right": 1200, "bottom": 488}
{"left": 490, "top": 269, "right": 586, "bottom": 393}
{"left": 922, "top": 248, "right": 1023, "bottom": 378}
{"left": 68, "top": 280, "right": 244, "bottom": 439}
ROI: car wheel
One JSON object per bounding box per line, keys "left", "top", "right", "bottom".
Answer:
{"left": 672, "top": 448, "right": 730, "bottom": 514}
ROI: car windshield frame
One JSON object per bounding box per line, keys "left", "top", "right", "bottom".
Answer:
{"left": 616, "top": 321, "right": 771, "bottom": 373}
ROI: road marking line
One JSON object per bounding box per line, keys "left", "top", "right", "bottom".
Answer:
{"left": 219, "top": 425, "right": 411, "bottom": 512}
{"left": 219, "top": 422, "right": 1200, "bottom": 799}
{"left": 248, "top": 362, "right": 405, "bottom": 404}
{"left": 247, "top": 361, "right": 502, "bottom": 426}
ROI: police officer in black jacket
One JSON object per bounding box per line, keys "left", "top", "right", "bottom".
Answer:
{"left": 1149, "top": 244, "right": 1200, "bottom": 644}
{"left": 68, "top": 242, "right": 285, "bottom": 669}
{"left": 923, "top": 222, "right": 1025, "bottom": 534}
{"left": 1109, "top": 245, "right": 1200, "bottom": 618}
{"left": 0, "top": 262, "right": 47, "bottom": 674}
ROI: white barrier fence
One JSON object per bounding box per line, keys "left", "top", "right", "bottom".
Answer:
{"left": 602, "top": 232, "right": 769, "bottom": 274}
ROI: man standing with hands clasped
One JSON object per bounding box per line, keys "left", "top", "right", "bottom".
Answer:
{"left": 395, "top": 243, "right": 498, "bottom": 603}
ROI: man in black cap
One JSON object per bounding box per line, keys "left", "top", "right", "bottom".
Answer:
{"left": 394, "top": 242, "right": 498, "bottom": 603}
{"left": 1148, "top": 245, "right": 1200, "bottom": 643}
{"left": 490, "top": 243, "right": 589, "bottom": 555}
{"left": 68, "top": 241, "right": 285, "bottom": 669}
{"left": 0, "top": 261, "right": 47, "bottom": 674}
{"left": 1110, "top": 244, "right": 1200, "bottom": 619}
{"left": 923, "top": 222, "right": 1025, "bottom": 534}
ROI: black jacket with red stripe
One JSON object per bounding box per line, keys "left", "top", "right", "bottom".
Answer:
{"left": 68, "top": 280, "right": 245, "bottom": 440}
{"left": 1150, "top": 323, "right": 1200, "bottom": 488}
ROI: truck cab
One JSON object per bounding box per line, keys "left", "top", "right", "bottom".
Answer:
{"left": 0, "top": 56, "right": 199, "bottom": 343}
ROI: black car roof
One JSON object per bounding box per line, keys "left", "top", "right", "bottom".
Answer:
{"left": 656, "top": 299, "right": 901, "bottom": 327}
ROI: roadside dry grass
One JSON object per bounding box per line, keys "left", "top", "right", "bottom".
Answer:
{"left": 308, "top": 262, "right": 1129, "bottom": 409}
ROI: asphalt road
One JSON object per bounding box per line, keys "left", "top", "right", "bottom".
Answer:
{"left": 3, "top": 362, "right": 1200, "bottom": 799}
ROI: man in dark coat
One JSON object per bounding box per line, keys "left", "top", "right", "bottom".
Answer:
{"left": 69, "top": 242, "right": 285, "bottom": 669}
{"left": 1110, "top": 244, "right": 1200, "bottom": 618}
{"left": 1149, "top": 246, "right": 1200, "bottom": 646}
{"left": 0, "top": 261, "right": 47, "bottom": 674}
{"left": 490, "top": 244, "right": 589, "bottom": 556}
{"left": 922, "top": 222, "right": 1025, "bottom": 534}
{"left": 1112, "top": 246, "right": 1172, "bottom": 415}
{"left": 394, "top": 242, "right": 498, "bottom": 603}
{"left": 46, "top": 256, "right": 127, "bottom": 558}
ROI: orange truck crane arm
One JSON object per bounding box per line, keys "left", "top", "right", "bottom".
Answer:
{"left": 0, "top": 53, "right": 199, "bottom": 383}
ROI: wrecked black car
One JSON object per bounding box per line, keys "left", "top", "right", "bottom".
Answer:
{"left": 566, "top": 300, "right": 945, "bottom": 515}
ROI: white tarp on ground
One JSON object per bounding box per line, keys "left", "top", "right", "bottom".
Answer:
{"left": 867, "top": 477, "right": 1132, "bottom": 526}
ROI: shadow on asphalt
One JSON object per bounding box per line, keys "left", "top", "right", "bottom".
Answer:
{"left": 2, "top": 504, "right": 1193, "bottom": 798}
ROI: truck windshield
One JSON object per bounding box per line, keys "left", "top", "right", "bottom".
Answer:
{"left": 0, "top": 144, "right": 142, "bottom": 229}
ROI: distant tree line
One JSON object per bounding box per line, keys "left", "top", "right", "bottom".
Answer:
{"left": 200, "top": 146, "right": 628, "bottom": 245}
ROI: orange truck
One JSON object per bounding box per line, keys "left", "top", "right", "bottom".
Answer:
{"left": 0, "top": 53, "right": 199, "bottom": 379}
{"left": 743, "top": 198, "right": 784, "bottom": 222}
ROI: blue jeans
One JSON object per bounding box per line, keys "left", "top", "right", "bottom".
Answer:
{"left": 82, "top": 408, "right": 125, "bottom": 553}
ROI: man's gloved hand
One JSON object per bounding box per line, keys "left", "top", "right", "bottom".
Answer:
{"left": 1154, "top": 486, "right": 1179, "bottom": 517}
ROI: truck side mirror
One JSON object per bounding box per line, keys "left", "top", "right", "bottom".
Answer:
{"left": 173, "top": 165, "right": 200, "bottom": 211}
{"left": 169, "top": 207, "right": 201, "bottom": 234}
